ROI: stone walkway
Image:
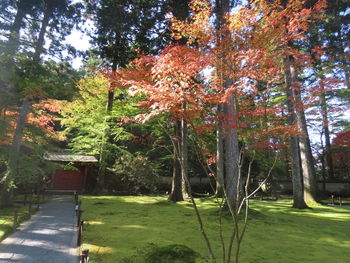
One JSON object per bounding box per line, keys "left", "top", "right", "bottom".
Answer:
{"left": 0, "top": 195, "right": 78, "bottom": 263}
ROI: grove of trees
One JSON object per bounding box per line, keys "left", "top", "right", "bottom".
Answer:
{"left": 0, "top": 0, "right": 349, "bottom": 211}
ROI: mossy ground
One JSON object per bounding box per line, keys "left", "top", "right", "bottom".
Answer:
{"left": 0, "top": 206, "right": 31, "bottom": 241}
{"left": 80, "top": 196, "right": 350, "bottom": 263}
{"left": 0, "top": 194, "right": 49, "bottom": 241}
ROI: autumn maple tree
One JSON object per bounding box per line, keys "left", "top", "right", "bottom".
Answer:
{"left": 105, "top": 0, "right": 330, "bottom": 262}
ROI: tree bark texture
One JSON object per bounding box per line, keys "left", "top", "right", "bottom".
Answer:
{"left": 290, "top": 61, "right": 318, "bottom": 203}
{"left": 218, "top": 0, "right": 241, "bottom": 212}
{"left": 4, "top": 0, "right": 30, "bottom": 56}
{"left": 1, "top": 1, "right": 53, "bottom": 206}
{"left": 96, "top": 88, "right": 115, "bottom": 192}
{"left": 0, "top": 99, "right": 31, "bottom": 207}
{"left": 215, "top": 109, "right": 225, "bottom": 197}
{"left": 224, "top": 96, "right": 241, "bottom": 211}
{"left": 181, "top": 117, "right": 189, "bottom": 198}
{"left": 33, "top": 1, "right": 53, "bottom": 64}
{"left": 1, "top": 0, "right": 33, "bottom": 111}
{"left": 320, "top": 84, "right": 335, "bottom": 180}
{"left": 168, "top": 120, "right": 184, "bottom": 202}
{"left": 284, "top": 55, "right": 308, "bottom": 209}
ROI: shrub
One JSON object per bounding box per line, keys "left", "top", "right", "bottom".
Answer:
{"left": 111, "top": 153, "right": 160, "bottom": 194}
{"left": 120, "top": 243, "right": 204, "bottom": 263}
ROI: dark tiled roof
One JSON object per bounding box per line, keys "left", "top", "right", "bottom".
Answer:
{"left": 44, "top": 152, "right": 98, "bottom": 163}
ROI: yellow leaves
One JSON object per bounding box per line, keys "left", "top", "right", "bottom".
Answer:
{"left": 170, "top": 0, "right": 213, "bottom": 46}
{"left": 22, "top": 85, "right": 46, "bottom": 100}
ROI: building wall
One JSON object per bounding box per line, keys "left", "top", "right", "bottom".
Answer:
{"left": 159, "top": 177, "right": 350, "bottom": 196}
{"left": 51, "top": 167, "right": 86, "bottom": 191}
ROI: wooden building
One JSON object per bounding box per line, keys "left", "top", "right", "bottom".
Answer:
{"left": 44, "top": 152, "right": 98, "bottom": 191}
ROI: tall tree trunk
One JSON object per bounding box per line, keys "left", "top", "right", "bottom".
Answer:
{"left": 168, "top": 0, "right": 190, "bottom": 200}
{"left": 181, "top": 116, "right": 189, "bottom": 198}
{"left": 0, "top": 1, "right": 53, "bottom": 207}
{"left": 291, "top": 65, "right": 318, "bottom": 203}
{"left": 96, "top": 62, "right": 117, "bottom": 193}
{"left": 217, "top": 0, "right": 241, "bottom": 211}
{"left": 215, "top": 108, "right": 225, "bottom": 197}
{"left": 33, "top": 0, "right": 52, "bottom": 64}
{"left": 284, "top": 55, "right": 308, "bottom": 209}
{"left": 214, "top": 1, "right": 225, "bottom": 197}
{"left": 4, "top": 0, "right": 30, "bottom": 57}
{"left": 168, "top": 120, "right": 184, "bottom": 202}
{"left": 320, "top": 83, "right": 335, "bottom": 180}
{"left": 297, "top": 117, "right": 318, "bottom": 203}
{"left": 320, "top": 151, "right": 327, "bottom": 193}
{"left": 0, "top": 99, "right": 31, "bottom": 207}
{"left": 1, "top": 0, "right": 33, "bottom": 111}
{"left": 224, "top": 95, "right": 240, "bottom": 211}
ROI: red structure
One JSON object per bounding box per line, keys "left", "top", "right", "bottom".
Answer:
{"left": 44, "top": 152, "right": 98, "bottom": 191}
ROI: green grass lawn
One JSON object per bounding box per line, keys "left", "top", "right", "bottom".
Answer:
{"left": 80, "top": 196, "right": 350, "bottom": 263}
{"left": 0, "top": 194, "right": 49, "bottom": 241}
{"left": 0, "top": 205, "right": 32, "bottom": 241}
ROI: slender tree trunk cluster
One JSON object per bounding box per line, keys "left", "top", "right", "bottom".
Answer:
{"left": 96, "top": 62, "right": 117, "bottom": 193}
{"left": 283, "top": 54, "right": 317, "bottom": 208}
{"left": 320, "top": 81, "right": 335, "bottom": 180}
{"left": 168, "top": 0, "right": 190, "bottom": 202}
{"left": 0, "top": 0, "right": 54, "bottom": 207}
{"left": 215, "top": 110, "right": 225, "bottom": 197}
{"left": 214, "top": 0, "right": 242, "bottom": 211}
{"left": 168, "top": 121, "right": 184, "bottom": 202}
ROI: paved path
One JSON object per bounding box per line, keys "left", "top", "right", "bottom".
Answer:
{"left": 0, "top": 195, "right": 78, "bottom": 263}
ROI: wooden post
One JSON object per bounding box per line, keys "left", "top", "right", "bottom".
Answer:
{"left": 331, "top": 194, "right": 334, "bottom": 205}
{"left": 28, "top": 193, "right": 33, "bottom": 217}
{"left": 23, "top": 192, "right": 27, "bottom": 206}
{"left": 75, "top": 192, "right": 79, "bottom": 205}
{"left": 77, "top": 210, "right": 83, "bottom": 227}
{"left": 36, "top": 193, "right": 40, "bottom": 210}
{"left": 13, "top": 209, "right": 18, "bottom": 231}
{"left": 76, "top": 200, "right": 82, "bottom": 225}
{"left": 77, "top": 220, "right": 84, "bottom": 246}
{"left": 339, "top": 196, "right": 342, "bottom": 206}
{"left": 80, "top": 248, "right": 89, "bottom": 263}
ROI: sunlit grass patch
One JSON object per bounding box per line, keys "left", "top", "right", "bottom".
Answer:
{"left": 81, "top": 196, "right": 350, "bottom": 263}
{"left": 0, "top": 205, "right": 32, "bottom": 241}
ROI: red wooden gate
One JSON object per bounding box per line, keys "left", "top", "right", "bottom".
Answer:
{"left": 52, "top": 169, "right": 85, "bottom": 190}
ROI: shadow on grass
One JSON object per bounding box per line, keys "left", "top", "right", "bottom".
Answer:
{"left": 0, "top": 205, "right": 32, "bottom": 241}
{"left": 81, "top": 196, "right": 350, "bottom": 263}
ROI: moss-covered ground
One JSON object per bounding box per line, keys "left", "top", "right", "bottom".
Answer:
{"left": 0, "top": 194, "right": 49, "bottom": 241}
{"left": 80, "top": 196, "right": 350, "bottom": 263}
{"left": 0, "top": 206, "right": 31, "bottom": 241}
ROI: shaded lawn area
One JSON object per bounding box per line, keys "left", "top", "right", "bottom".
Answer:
{"left": 0, "top": 205, "right": 31, "bottom": 241}
{"left": 0, "top": 194, "right": 49, "bottom": 241}
{"left": 81, "top": 196, "right": 350, "bottom": 263}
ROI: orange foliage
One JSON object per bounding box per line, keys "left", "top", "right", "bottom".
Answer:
{"left": 105, "top": 0, "right": 327, "bottom": 150}
{"left": 0, "top": 99, "right": 63, "bottom": 146}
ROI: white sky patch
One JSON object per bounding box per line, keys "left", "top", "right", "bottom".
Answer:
{"left": 64, "top": 26, "right": 92, "bottom": 69}
{"left": 202, "top": 67, "right": 214, "bottom": 83}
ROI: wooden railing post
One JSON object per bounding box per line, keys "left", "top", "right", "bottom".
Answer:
{"left": 77, "top": 220, "right": 84, "bottom": 246}
{"left": 76, "top": 200, "right": 82, "bottom": 227}
{"left": 13, "top": 209, "right": 18, "bottom": 231}
{"left": 80, "top": 248, "right": 89, "bottom": 263}
{"left": 36, "top": 193, "right": 41, "bottom": 210}
{"left": 75, "top": 192, "right": 79, "bottom": 205}
{"left": 28, "top": 193, "right": 33, "bottom": 217}
{"left": 23, "top": 192, "right": 27, "bottom": 206}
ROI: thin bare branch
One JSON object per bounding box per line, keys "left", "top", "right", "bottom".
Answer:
{"left": 246, "top": 152, "right": 279, "bottom": 200}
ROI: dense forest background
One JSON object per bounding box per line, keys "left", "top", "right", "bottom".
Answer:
{"left": 0, "top": 0, "right": 349, "bottom": 207}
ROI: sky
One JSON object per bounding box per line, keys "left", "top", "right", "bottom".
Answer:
{"left": 64, "top": 26, "right": 92, "bottom": 69}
